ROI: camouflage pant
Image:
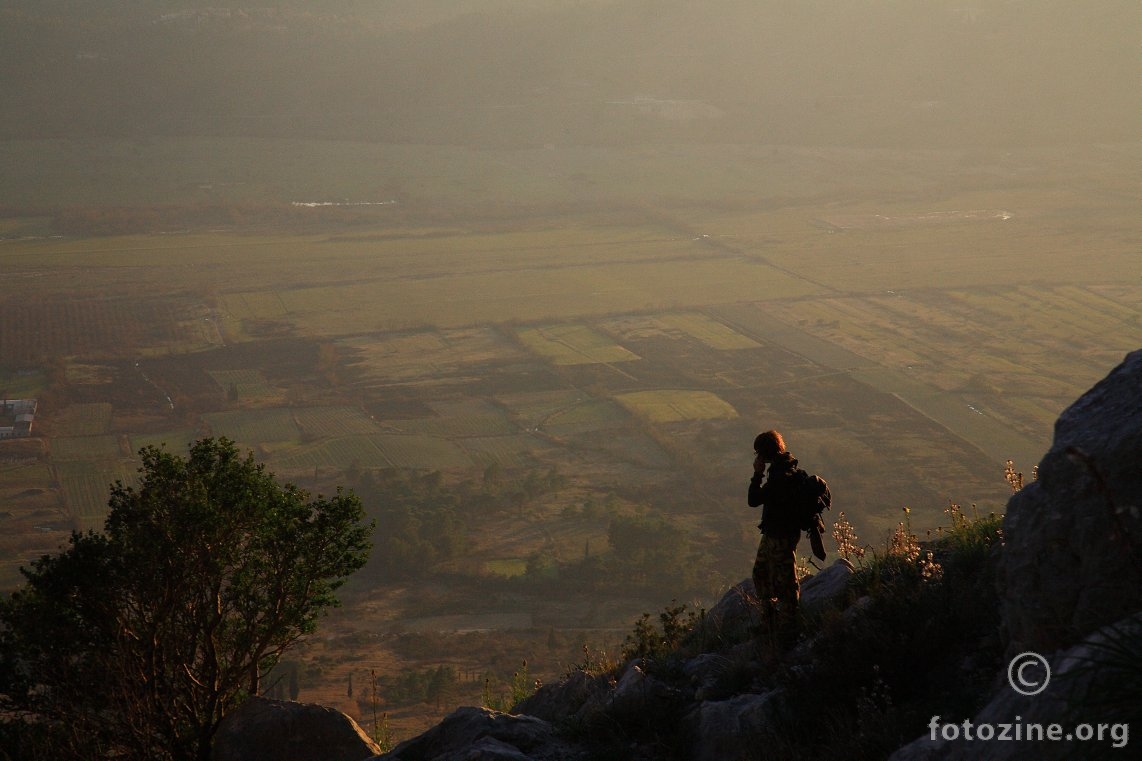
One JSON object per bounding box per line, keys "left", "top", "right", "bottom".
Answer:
{"left": 752, "top": 533, "right": 800, "bottom": 620}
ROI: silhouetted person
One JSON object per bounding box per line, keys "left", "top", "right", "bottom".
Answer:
{"left": 748, "top": 430, "right": 801, "bottom": 638}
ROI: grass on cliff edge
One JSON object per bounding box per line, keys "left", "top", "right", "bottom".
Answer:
{"left": 551, "top": 502, "right": 1007, "bottom": 761}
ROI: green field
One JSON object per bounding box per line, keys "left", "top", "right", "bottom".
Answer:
{"left": 0, "top": 369, "right": 45, "bottom": 398}
{"left": 129, "top": 430, "right": 201, "bottom": 454}
{"left": 494, "top": 390, "right": 593, "bottom": 428}
{"left": 207, "top": 369, "right": 277, "bottom": 401}
{"left": 0, "top": 461, "right": 52, "bottom": 488}
{"left": 516, "top": 324, "right": 641, "bottom": 366}
{"left": 543, "top": 399, "right": 630, "bottom": 435}
{"left": 460, "top": 436, "right": 542, "bottom": 468}
{"left": 51, "top": 404, "right": 113, "bottom": 437}
{"left": 293, "top": 407, "right": 381, "bottom": 438}
{"left": 615, "top": 390, "right": 739, "bottom": 423}
{"left": 659, "top": 313, "right": 762, "bottom": 350}
{"left": 53, "top": 461, "right": 137, "bottom": 531}
{"left": 372, "top": 435, "right": 473, "bottom": 470}
{"left": 202, "top": 409, "right": 300, "bottom": 448}
{"left": 397, "top": 400, "right": 517, "bottom": 438}
{"left": 338, "top": 328, "right": 524, "bottom": 385}
{"left": 216, "top": 255, "right": 818, "bottom": 336}
{"left": 267, "top": 434, "right": 394, "bottom": 474}
{"left": 757, "top": 283, "right": 1142, "bottom": 451}
{"left": 50, "top": 435, "right": 122, "bottom": 462}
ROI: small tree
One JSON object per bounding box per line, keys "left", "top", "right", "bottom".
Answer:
{"left": 0, "top": 438, "right": 373, "bottom": 761}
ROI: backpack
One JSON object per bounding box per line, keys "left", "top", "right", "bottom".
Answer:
{"left": 794, "top": 469, "right": 831, "bottom": 560}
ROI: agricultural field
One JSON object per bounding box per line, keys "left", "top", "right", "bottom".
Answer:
{"left": 293, "top": 406, "right": 382, "bottom": 438}
{"left": 217, "top": 252, "right": 817, "bottom": 336}
{"left": 267, "top": 434, "right": 394, "bottom": 474}
{"left": 615, "top": 390, "right": 738, "bottom": 423}
{"left": 657, "top": 312, "right": 763, "bottom": 350}
{"left": 515, "top": 324, "right": 642, "bottom": 366}
{"left": 129, "top": 429, "right": 200, "bottom": 454}
{"left": 0, "top": 368, "right": 44, "bottom": 398}
{"left": 50, "top": 403, "right": 113, "bottom": 437}
{"left": 50, "top": 434, "right": 124, "bottom": 462}
{"left": 739, "top": 282, "right": 1142, "bottom": 462}
{"left": 207, "top": 369, "right": 279, "bottom": 403}
{"left": 202, "top": 409, "right": 301, "bottom": 450}
{"left": 0, "top": 449, "right": 58, "bottom": 589}
{"left": 459, "top": 435, "right": 544, "bottom": 468}
{"left": 339, "top": 328, "right": 527, "bottom": 387}
{"left": 53, "top": 460, "right": 137, "bottom": 532}
{"left": 537, "top": 399, "right": 629, "bottom": 436}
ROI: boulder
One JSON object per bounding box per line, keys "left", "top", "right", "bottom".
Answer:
{"left": 683, "top": 652, "right": 753, "bottom": 702}
{"left": 800, "top": 557, "right": 855, "bottom": 615}
{"left": 684, "top": 689, "right": 785, "bottom": 761}
{"left": 512, "top": 669, "right": 612, "bottom": 722}
{"left": 706, "top": 579, "right": 758, "bottom": 634}
{"left": 606, "top": 661, "right": 681, "bottom": 719}
{"left": 998, "top": 349, "right": 1142, "bottom": 655}
{"left": 212, "top": 697, "right": 381, "bottom": 761}
{"left": 372, "top": 706, "right": 585, "bottom": 761}
{"left": 704, "top": 557, "right": 855, "bottom": 639}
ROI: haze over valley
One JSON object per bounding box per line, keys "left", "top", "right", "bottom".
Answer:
{"left": 1, "top": 0, "right": 1138, "bottom": 741}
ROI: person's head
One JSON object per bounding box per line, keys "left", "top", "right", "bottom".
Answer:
{"left": 753, "top": 430, "right": 786, "bottom": 462}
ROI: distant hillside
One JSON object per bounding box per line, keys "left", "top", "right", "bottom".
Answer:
{"left": 1, "top": 0, "right": 1136, "bottom": 147}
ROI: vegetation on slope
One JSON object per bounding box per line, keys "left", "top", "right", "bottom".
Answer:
{"left": 533, "top": 503, "right": 1008, "bottom": 760}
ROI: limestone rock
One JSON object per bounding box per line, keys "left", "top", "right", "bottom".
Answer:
{"left": 512, "top": 669, "right": 612, "bottom": 722}
{"left": 684, "top": 689, "right": 784, "bottom": 761}
{"left": 705, "top": 557, "right": 855, "bottom": 640}
{"left": 606, "top": 661, "right": 681, "bottom": 719}
{"left": 800, "top": 557, "right": 855, "bottom": 615}
{"left": 998, "top": 349, "right": 1142, "bottom": 655}
{"left": 706, "top": 579, "right": 757, "bottom": 633}
{"left": 372, "top": 706, "right": 585, "bottom": 761}
{"left": 212, "top": 697, "right": 381, "bottom": 761}
{"left": 683, "top": 652, "right": 754, "bottom": 701}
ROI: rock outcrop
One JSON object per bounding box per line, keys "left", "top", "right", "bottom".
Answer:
{"left": 998, "top": 349, "right": 1142, "bottom": 655}
{"left": 704, "top": 557, "right": 855, "bottom": 633}
{"left": 375, "top": 706, "right": 585, "bottom": 761}
{"left": 683, "top": 688, "right": 786, "bottom": 761}
{"left": 888, "top": 349, "right": 1142, "bottom": 760}
{"left": 213, "top": 697, "right": 381, "bottom": 761}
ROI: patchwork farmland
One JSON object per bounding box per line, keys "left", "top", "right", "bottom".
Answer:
{"left": 0, "top": 139, "right": 1137, "bottom": 739}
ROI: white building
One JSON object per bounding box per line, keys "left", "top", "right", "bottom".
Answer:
{"left": 0, "top": 399, "right": 37, "bottom": 439}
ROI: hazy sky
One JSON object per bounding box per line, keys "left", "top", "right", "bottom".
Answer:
{"left": 1, "top": 0, "right": 1136, "bottom": 148}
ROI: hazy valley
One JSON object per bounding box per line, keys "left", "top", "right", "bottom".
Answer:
{"left": 1, "top": 0, "right": 1138, "bottom": 745}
